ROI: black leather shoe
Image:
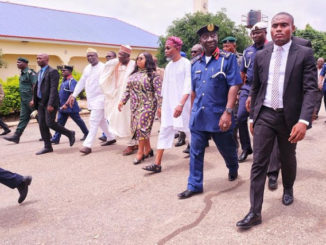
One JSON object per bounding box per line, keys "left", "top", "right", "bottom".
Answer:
{"left": 183, "top": 144, "right": 190, "bottom": 154}
{"left": 80, "top": 134, "right": 88, "bottom": 141}
{"left": 98, "top": 135, "right": 107, "bottom": 142}
{"left": 133, "top": 155, "right": 145, "bottom": 165}
{"left": 236, "top": 212, "right": 262, "bottom": 229}
{"left": 36, "top": 148, "right": 53, "bottom": 155}
{"left": 144, "top": 149, "right": 154, "bottom": 159}
{"left": 268, "top": 175, "right": 278, "bottom": 191}
{"left": 178, "top": 189, "right": 202, "bottom": 199}
{"left": 17, "top": 176, "right": 32, "bottom": 204}
{"left": 228, "top": 171, "right": 238, "bottom": 181}
{"left": 101, "top": 139, "right": 117, "bottom": 146}
{"left": 80, "top": 146, "right": 92, "bottom": 154}
{"left": 4, "top": 134, "right": 20, "bottom": 143}
{"left": 68, "top": 131, "right": 75, "bottom": 147}
{"left": 0, "top": 129, "right": 11, "bottom": 136}
{"left": 175, "top": 132, "right": 186, "bottom": 147}
{"left": 282, "top": 188, "right": 294, "bottom": 206}
{"left": 238, "top": 149, "right": 253, "bottom": 162}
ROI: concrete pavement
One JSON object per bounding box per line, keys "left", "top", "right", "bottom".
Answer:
{"left": 0, "top": 111, "right": 326, "bottom": 244}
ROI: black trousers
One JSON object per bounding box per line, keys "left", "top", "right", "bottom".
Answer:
{"left": 267, "top": 140, "right": 281, "bottom": 178}
{"left": 0, "top": 118, "right": 9, "bottom": 131}
{"left": 0, "top": 168, "right": 23, "bottom": 189}
{"left": 250, "top": 107, "right": 297, "bottom": 214}
{"left": 37, "top": 103, "right": 71, "bottom": 148}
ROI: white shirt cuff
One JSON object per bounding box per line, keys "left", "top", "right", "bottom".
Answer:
{"left": 299, "top": 119, "right": 309, "bottom": 126}
{"left": 249, "top": 119, "right": 253, "bottom": 123}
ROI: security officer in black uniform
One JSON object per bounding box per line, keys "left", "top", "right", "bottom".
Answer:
{"left": 178, "top": 24, "right": 242, "bottom": 199}
{"left": 4, "top": 57, "right": 37, "bottom": 143}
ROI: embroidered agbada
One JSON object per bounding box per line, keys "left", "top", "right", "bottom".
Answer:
{"left": 99, "top": 58, "right": 135, "bottom": 137}
{"left": 121, "top": 70, "right": 162, "bottom": 140}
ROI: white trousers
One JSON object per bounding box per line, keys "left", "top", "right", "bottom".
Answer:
{"left": 83, "top": 109, "right": 115, "bottom": 148}
{"left": 157, "top": 126, "right": 191, "bottom": 150}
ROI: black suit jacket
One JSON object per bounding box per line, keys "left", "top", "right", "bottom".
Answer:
{"left": 33, "top": 66, "right": 60, "bottom": 109}
{"left": 249, "top": 42, "right": 318, "bottom": 130}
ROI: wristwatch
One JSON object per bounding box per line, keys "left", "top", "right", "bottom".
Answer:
{"left": 225, "top": 107, "right": 233, "bottom": 114}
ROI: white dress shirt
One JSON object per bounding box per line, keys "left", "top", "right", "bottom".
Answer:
{"left": 263, "top": 41, "right": 292, "bottom": 109}
{"left": 73, "top": 62, "right": 105, "bottom": 110}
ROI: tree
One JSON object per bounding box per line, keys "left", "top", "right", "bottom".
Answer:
{"left": 156, "top": 11, "right": 252, "bottom": 66}
{"left": 295, "top": 24, "right": 326, "bottom": 59}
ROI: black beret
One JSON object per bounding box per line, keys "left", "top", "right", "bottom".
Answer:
{"left": 17, "top": 57, "right": 29, "bottom": 63}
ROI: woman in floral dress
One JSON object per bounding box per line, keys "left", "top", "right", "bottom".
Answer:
{"left": 118, "top": 52, "right": 162, "bottom": 164}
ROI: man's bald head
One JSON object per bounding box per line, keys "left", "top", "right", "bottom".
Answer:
{"left": 317, "top": 57, "right": 325, "bottom": 69}
{"left": 37, "top": 53, "right": 49, "bottom": 67}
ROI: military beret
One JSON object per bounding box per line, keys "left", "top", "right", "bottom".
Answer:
{"left": 17, "top": 57, "right": 29, "bottom": 63}
{"left": 221, "top": 36, "right": 237, "bottom": 43}
{"left": 197, "top": 24, "right": 219, "bottom": 36}
{"left": 62, "top": 65, "right": 73, "bottom": 72}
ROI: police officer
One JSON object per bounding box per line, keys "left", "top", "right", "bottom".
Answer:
{"left": 237, "top": 22, "right": 267, "bottom": 163}
{"left": 50, "top": 65, "right": 89, "bottom": 144}
{"left": 4, "top": 57, "right": 37, "bottom": 143}
{"left": 178, "top": 24, "right": 242, "bottom": 199}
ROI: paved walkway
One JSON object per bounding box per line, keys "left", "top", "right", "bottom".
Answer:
{"left": 1, "top": 110, "right": 326, "bottom": 244}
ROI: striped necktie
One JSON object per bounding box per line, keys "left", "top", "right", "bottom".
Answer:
{"left": 271, "top": 46, "right": 283, "bottom": 110}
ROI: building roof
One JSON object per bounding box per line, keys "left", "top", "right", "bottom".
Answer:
{"left": 0, "top": 2, "right": 159, "bottom": 49}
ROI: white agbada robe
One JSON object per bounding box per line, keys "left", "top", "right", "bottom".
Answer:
{"left": 157, "top": 57, "right": 191, "bottom": 149}
{"left": 73, "top": 62, "right": 115, "bottom": 148}
{"left": 161, "top": 57, "right": 191, "bottom": 129}
{"left": 99, "top": 58, "right": 135, "bottom": 138}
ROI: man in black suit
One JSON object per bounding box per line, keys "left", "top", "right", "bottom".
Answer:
{"left": 0, "top": 167, "right": 32, "bottom": 204}
{"left": 31, "top": 54, "right": 75, "bottom": 155}
{"left": 263, "top": 35, "right": 312, "bottom": 190}
{"left": 237, "top": 12, "right": 318, "bottom": 229}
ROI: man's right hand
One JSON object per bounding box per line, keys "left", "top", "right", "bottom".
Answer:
{"left": 67, "top": 95, "right": 75, "bottom": 108}
{"left": 249, "top": 122, "right": 254, "bottom": 136}
{"left": 245, "top": 96, "right": 251, "bottom": 112}
{"left": 29, "top": 100, "right": 34, "bottom": 108}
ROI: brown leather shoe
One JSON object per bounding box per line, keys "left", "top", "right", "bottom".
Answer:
{"left": 80, "top": 146, "right": 92, "bottom": 154}
{"left": 122, "top": 145, "right": 137, "bottom": 156}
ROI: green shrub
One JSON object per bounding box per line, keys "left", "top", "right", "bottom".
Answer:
{"left": 0, "top": 76, "right": 20, "bottom": 115}
{"left": 0, "top": 70, "right": 85, "bottom": 116}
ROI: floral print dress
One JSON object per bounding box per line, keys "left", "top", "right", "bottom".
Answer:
{"left": 121, "top": 70, "right": 162, "bottom": 140}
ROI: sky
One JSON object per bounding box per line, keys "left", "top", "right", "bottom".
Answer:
{"left": 5, "top": 0, "right": 326, "bottom": 36}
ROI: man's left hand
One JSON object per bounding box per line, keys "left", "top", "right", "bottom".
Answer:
{"left": 219, "top": 112, "right": 232, "bottom": 132}
{"left": 47, "top": 105, "right": 54, "bottom": 112}
{"left": 288, "top": 122, "right": 307, "bottom": 143}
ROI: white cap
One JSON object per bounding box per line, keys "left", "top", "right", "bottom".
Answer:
{"left": 251, "top": 22, "right": 267, "bottom": 31}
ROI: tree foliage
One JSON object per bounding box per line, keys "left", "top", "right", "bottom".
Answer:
{"left": 295, "top": 24, "right": 326, "bottom": 59}
{"left": 156, "top": 11, "right": 252, "bottom": 66}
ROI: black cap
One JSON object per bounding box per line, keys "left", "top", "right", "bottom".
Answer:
{"left": 197, "top": 24, "right": 219, "bottom": 36}
{"left": 221, "top": 36, "right": 237, "bottom": 43}
{"left": 17, "top": 57, "right": 29, "bottom": 63}
{"left": 62, "top": 65, "right": 73, "bottom": 72}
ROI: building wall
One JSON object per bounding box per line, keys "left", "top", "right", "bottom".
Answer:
{"left": 0, "top": 39, "right": 157, "bottom": 80}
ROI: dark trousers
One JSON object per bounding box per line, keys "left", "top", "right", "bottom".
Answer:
{"left": 314, "top": 90, "right": 323, "bottom": 116}
{"left": 237, "top": 89, "right": 252, "bottom": 151}
{"left": 52, "top": 111, "right": 88, "bottom": 142}
{"left": 16, "top": 101, "right": 33, "bottom": 135}
{"left": 250, "top": 107, "right": 297, "bottom": 214}
{"left": 187, "top": 129, "right": 238, "bottom": 192}
{"left": 267, "top": 140, "right": 281, "bottom": 178}
{"left": 0, "top": 118, "right": 10, "bottom": 131}
{"left": 37, "top": 103, "right": 72, "bottom": 148}
{"left": 0, "top": 168, "right": 23, "bottom": 189}
{"left": 323, "top": 91, "right": 326, "bottom": 111}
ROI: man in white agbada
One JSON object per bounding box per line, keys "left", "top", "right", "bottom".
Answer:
{"left": 99, "top": 45, "right": 137, "bottom": 155}
{"left": 143, "top": 36, "right": 191, "bottom": 173}
{"left": 68, "top": 48, "right": 116, "bottom": 154}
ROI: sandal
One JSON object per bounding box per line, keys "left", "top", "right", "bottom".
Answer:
{"left": 144, "top": 149, "right": 154, "bottom": 159}
{"left": 142, "top": 164, "right": 161, "bottom": 173}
